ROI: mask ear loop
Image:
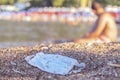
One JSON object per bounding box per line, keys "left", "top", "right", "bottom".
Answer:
{"left": 68, "top": 62, "right": 86, "bottom": 74}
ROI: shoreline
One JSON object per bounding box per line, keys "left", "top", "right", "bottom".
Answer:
{"left": 0, "top": 42, "right": 120, "bottom": 80}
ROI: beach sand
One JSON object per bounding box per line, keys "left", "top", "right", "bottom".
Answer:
{"left": 0, "top": 42, "right": 120, "bottom": 80}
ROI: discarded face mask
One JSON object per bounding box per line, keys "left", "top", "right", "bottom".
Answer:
{"left": 25, "top": 52, "right": 85, "bottom": 75}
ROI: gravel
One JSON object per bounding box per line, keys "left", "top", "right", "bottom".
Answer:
{"left": 0, "top": 42, "right": 120, "bottom": 80}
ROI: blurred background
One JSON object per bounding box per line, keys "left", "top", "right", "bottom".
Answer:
{"left": 0, "top": 0, "right": 120, "bottom": 48}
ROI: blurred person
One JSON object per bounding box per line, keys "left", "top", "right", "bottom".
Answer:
{"left": 74, "top": 0, "right": 118, "bottom": 43}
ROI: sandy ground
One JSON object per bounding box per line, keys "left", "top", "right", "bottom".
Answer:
{"left": 0, "top": 42, "right": 120, "bottom": 80}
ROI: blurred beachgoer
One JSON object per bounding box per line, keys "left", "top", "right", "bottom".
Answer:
{"left": 74, "top": 0, "right": 118, "bottom": 43}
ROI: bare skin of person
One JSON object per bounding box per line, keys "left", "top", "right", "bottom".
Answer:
{"left": 74, "top": 1, "right": 118, "bottom": 43}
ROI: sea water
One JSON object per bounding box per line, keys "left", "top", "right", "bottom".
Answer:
{"left": 0, "top": 20, "right": 119, "bottom": 48}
